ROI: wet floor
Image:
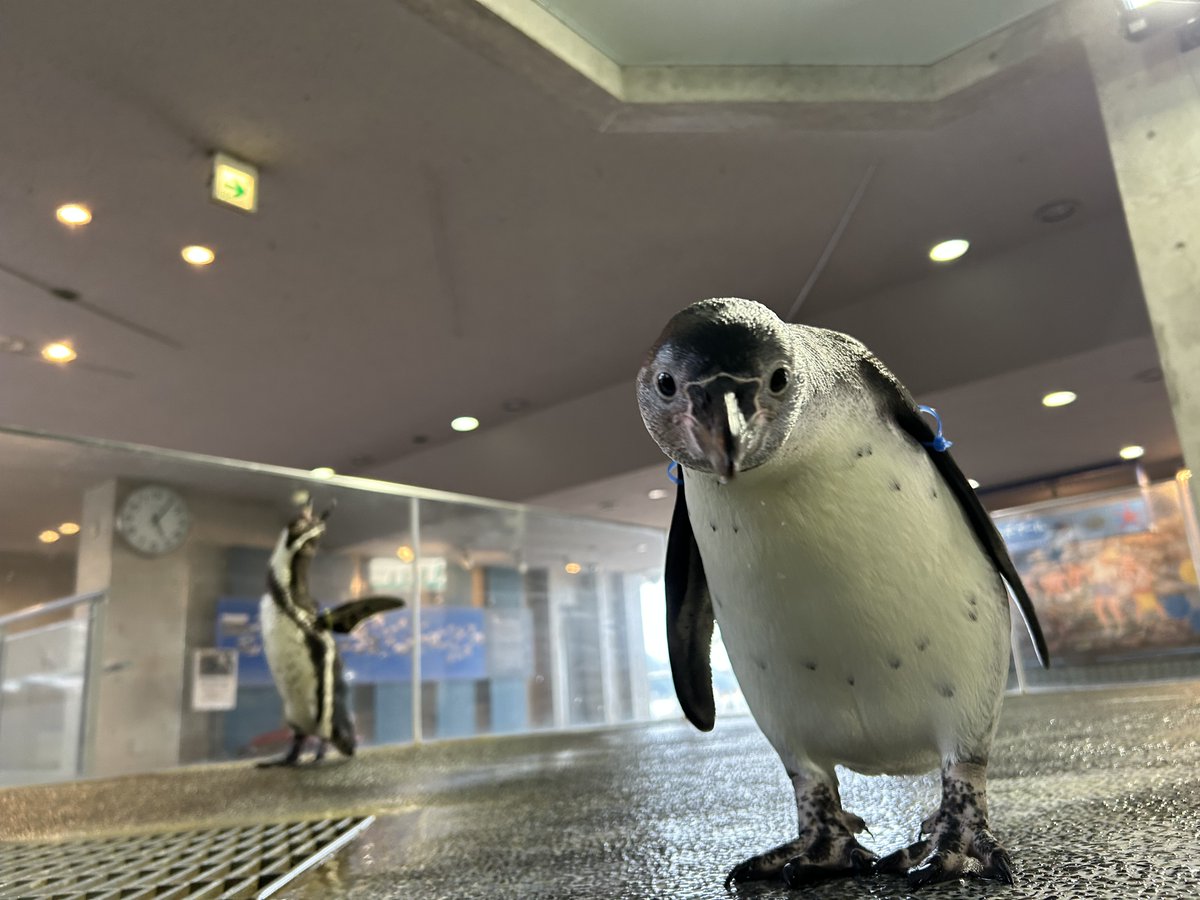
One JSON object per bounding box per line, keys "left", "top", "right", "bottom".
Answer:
{"left": 2, "top": 682, "right": 1200, "bottom": 898}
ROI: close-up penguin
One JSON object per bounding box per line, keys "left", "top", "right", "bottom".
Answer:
{"left": 636, "top": 297, "right": 1049, "bottom": 890}
{"left": 258, "top": 502, "right": 406, "bottom": 767}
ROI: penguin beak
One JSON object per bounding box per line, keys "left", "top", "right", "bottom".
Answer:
{"left": 695, "top": 390, "right": 746, "bottom": 483}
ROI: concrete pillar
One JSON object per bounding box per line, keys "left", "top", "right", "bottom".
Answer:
{"left": 1079, "top": 1, "right": 1200, "bottom": 505}
{"left": 76, "top": 480, "right": 190, "bottom": 777}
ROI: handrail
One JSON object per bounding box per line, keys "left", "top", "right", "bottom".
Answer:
{"left": 0, "top": 590, "right": 106, "bottom": 628}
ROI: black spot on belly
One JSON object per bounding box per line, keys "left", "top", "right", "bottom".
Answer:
{"left": 732, "top": 525, "right": 740, "bottom": 534}
{"left": 931, "top": 488, "right": 939, "bottom": 500}
{"left": 754, "top": 658, "right": 767, "bottom": 671}
{"left": 888, "top": 657, "right": 902, "bottom": 669}
{"left": 967, "top": 610, "right": 979, "bottom": 622}
{"left": 855, "top": 445, "right": 873, "bottom": 458}
{"left": 890, "top": 479, "right": 902, "bottom": 492}
{"left": 917, "top": 637, "right": 930, "bottom": 651}
{"left": 938, "top": 684, "right": 956, "bottom": 699}
{"left": 967, "top": 594, "right": 978, "bottom": 606}
{"left": 804, "top": 661, "right": 818, "bottom": 671}
{"left": 710, "top": 523, "right": 717, "bottom": 532}
{"left": 846, "top": 676, "right": 855, "bottom": 687}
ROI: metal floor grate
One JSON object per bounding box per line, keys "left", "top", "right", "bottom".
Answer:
{"left": 0, "top": 815, "right": 374, "bottom": 900}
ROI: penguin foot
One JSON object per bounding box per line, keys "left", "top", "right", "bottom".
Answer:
{"left": 254, "top": 754, "right": 302, "bottom": 769}
{"left": 875, "top": 760, "right": 1013, "bottom": 889}
{"left": 725, "top": 796, "right": 876, "bottom": 891}
{"left": 725, "top": 836, "right": 875, "bottom": 891}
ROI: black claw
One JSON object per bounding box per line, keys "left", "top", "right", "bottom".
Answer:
{"left": 724, "top": 862, "right": 755, "bottom": 892}
{"left": 907, "top": 854, "right": 947, "bottom": 890}
{"left": 984, "top": 851, "right": 1014, "bottom": 885}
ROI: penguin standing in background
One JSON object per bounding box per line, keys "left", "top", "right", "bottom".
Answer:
{"left": 257, "top": 503, "right": 405, "bottom": 767}
{"left": 636, "top": 298, "right": 1048, "bottom": 889}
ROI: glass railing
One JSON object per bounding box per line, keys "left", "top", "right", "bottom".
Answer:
{"left": 0, "top": 425, "right": 665, "bottom": 783}
{"left": 0, "top": 591, "right": 106, "bottom": 787}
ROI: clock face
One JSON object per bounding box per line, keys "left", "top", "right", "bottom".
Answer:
{"left": 116, "top": 485, "right": 191, "bottom": 556}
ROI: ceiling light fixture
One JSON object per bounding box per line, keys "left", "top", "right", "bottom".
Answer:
{"left": 1041, "top": 390, "right": 1077, "bottom": 408}
{"left": 647, "top": 488, "right": 668, "bottom": 501}
{"left": 58, "top": 522, "right": 80, "bottom": 535}
{"left": 38, "top": 530, "right": 60, "bottom": 544}
{"left": 40, "top": 341, "right": 77, "bottom": 363}
{"left": 564, "top": 562, "right": 582, "bottom": 575}
{"left": 56, "top": 203, "right": 92, "bottom": 226}
{"left": 451, "top": 416, "right": 479, "bottom": 432}
{"left": 968, "top": 478, "right": 980, "bottom": 489}
{"left": 181, "top": 245, "right": 215, "bottom": 266}
{"left": 1119, "top": 445, "right": 1145, "bottom": 460}
{"left": 929, "top": 238, "right": 969, "bottom": 263}
{"left": 309, "top": 466, "right": 336, "bottom": 478}
{"left": 396, "top": 545, "right": 415, "bottom": 563}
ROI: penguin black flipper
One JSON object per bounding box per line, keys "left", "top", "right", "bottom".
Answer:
{"left": 317, "top": 595, "right": 406, "bottom": 634}
{"left": 858, "top": 356, "right": 1051, "bottom": 669}
{"left": 665, "top": 471, "right": 717, "bottom": 732}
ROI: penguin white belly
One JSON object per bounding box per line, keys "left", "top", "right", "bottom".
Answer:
{"left": 260, "top": 596, "right": 332, "bottom": 737}
{"left": 686, "top": 412, "right": 1010, "bottom": 777}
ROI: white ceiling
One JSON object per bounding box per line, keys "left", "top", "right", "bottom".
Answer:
{"left": 534, "top": 0, "right": 1061, "bottom": 66}
{"left": 0, "top": 0, "right": 1183, "bottom": 548}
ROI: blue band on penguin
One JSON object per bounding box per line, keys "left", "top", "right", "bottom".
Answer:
{"left": 667, "top": 461, "right": 683, "bottom": 485}
{"left": 918, "top": 405, "right": 954, "bottom": 452}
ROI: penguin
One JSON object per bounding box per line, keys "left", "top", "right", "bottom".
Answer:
{"left": 636, "top": 298, "right": 1048, "bottom": 890}
{"left": 256, "top": 503, "right": 406, "bottom": 767}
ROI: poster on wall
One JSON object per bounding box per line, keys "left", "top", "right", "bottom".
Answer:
{"left": 191, "top": 648, "right": 239, "bottom": 710}
{"left": 216, "top": 597, "right": 488, "bottom": 684}
{"left": 998, "top": 482, "right": 1200, "bottom": 663}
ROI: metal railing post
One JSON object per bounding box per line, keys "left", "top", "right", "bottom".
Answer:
{"left": 410, "top": 499, "right": 423, "bottom": 744}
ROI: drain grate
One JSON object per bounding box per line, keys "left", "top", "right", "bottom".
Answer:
{"left": 0, "top": 815, "right": 374, "bottom": 899}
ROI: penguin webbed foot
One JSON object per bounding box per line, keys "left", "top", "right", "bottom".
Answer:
{"left": 255, "top": 754, "right": 302, "bottom": 769}
{"left": 875, "top": 761, "right": 1013, "bottom": 889}
{"left": 725, "top": 834, "right": 876, "bottom": 891}
{"left": 876, "top": 829, "right": 1012, "bottom": 889}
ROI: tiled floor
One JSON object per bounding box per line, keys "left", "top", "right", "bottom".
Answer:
{"left": 2, "top": 682, "right": 1199, "bottom": 898}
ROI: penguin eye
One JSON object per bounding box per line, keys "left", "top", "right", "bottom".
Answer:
{"left": 769, "top": 368, "right": 789, "bottom": 394}
{"left": 656, "top": 372, "right": 677, "bottom": 398}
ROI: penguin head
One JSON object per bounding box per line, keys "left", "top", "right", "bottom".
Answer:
{"left": 638, "top": 298, "right": 803, "bottom": 482}
{"left": 286, "top": 502, "right": 332, "bottom": 557}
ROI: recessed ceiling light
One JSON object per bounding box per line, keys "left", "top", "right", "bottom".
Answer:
{"left": 181, "top": 245, "right": 215, "bottom": 266}
{"left": 58, "top": 522, "right": 80, "bottom": 535}
{"left": 929, "top": 238, "right": 969, "bottom": 263}
{"left": 38, "top": 530, "right": 60, "bottom": 544}
{"left": 968, "top": 478, "right": 980, "bottom": 489}
{"left": 1119, "top": 445, "right": 1145, "bottom": 461}
{"left": 40, "top": 341, "right": 77, "bottom": 363}
{"left": 56, "top": 203, "right": 92, "bottom": 226}
{"left": 309, "top": 466, "right": 336, "bottom": 478}
{"left": 564, "top": 562, "right": 582, "bottom": 575}
{"left": 396, "top": 545, "right": 415, "bottom": 563}
{"left": 1041, "top": 390, "right": 1077, "bottom": 408}
{"left": 451, "top": 416, "right": 479, "bottom": 432}
{"left": 647, "top": 488, "right": 669, "bottom": 501}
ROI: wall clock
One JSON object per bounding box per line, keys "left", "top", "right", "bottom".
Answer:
{"left": 115, "top": 484, "right": 191, "bottom": 556}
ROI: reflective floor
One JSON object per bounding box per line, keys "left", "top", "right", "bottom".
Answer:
{"left": 3, "top": 682, "right": 1200, "bottom": 899}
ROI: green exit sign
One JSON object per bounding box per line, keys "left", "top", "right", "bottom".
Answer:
{"left": 211, "top": 152, "right": 258, "bottom": 213}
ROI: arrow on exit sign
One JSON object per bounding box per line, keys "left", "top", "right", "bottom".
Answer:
{"left": 211, "top": 153, "right": 258, "bottom": 213}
